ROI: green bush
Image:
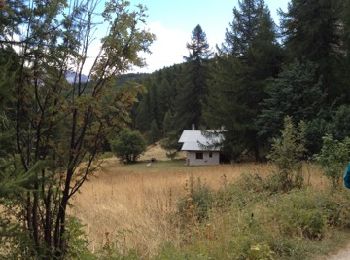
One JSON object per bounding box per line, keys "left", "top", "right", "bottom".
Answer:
{"left": 156, "top": 176, "right": 350, "bottom": 260}
{"left": 177, "top": 176, "right": 213, "bottom": 224}
{"left": 317, "top": 190, "right": 350, "bottom": 228}
{"left": 110, "top": 129, "right": 146, "bottom": 164}
{"left": 64, "top": 217, "right": 95, "bottom": 259}
{"left": 267, "top": 116, "right": 306, "bottom": 192}
{"left": 271, "top": 190, "right": 328, "bottom": 241}
{"left": 215, "top": 173, "right": 269, "bottom": 209}
{"left": 316, "top": 134, "right": 350, "bottom": 189}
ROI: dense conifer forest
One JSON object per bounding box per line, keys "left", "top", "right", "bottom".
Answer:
{"left": 129, "top": 0, "right": 350, "bottom": 161}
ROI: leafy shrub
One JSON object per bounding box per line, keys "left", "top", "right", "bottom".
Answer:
{"left": 161, "top": 172, "right": 350, "bottom": 260}
{"left": 110, "top": 129, "right": 146, "bottom": 164}
{"left": 271, "top": 190, "right": 327, "bottom": 240}
{"left": 177, "top": 176, "right": 213, "bottom": 224}
{"left": 267, "top": 116, "right": 306, "bottom": 192}
{"left": 215, "top": 173, "right": 269, "bottom": 209}
{"left": 64, "top": 217, "right": 95, "bottom": 259}
{"left": 330, "top": 105, "right": 350, "bottom": 141}
{"left": 317, "top": 190, "right": 350, "bottom": 228}
{"left": 316, "top": 134, "right": 350, "bottom": 189}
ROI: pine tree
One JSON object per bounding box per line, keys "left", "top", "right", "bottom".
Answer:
{"left": 342, "top": 0, "right": 350, "bottom": 101}
{"left": 222, "top": 0, "right": 265, "bottom": 56}
{"left": 205, "top": 0, "right": 281, "bottom": 161}
{"left": 280, "top": 0, "right": 344, "bottom": 101}
{"left": 258, "top": 61, "right": 324, "bottom": 144}
{"left": 175, "top": 24, "right": 211, "bottom": 130}
{"left": 135, "top": 82, "right": 152, "bottom": 132}
{"left": 149, "top": 119, "right": 161, "bottom": 143}
{"left": 162, "top": 110, "right": 173, "bottom": 135}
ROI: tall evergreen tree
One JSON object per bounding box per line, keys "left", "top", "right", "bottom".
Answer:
{"left": 222, "top": 0, "right": 265, "bottom": 56}
{"left": 175, "top": 24, "right": 211, "bottom": 130}
{"left": 258, "top": 61, "right": 324, "bottom": 145}
{"left": 280, "top": 0, "right": 344, "bottom": 101}
{"left": 341, "top": 0, "right": 350, "bottom": 101}
{"left": 205, "top": 0, "right": 281, "bottom": 161}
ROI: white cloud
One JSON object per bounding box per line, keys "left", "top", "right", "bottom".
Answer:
{"left": 133, "top": 21, "right": 189, "bottom": 73}
{"left": 83, "top": 21, "right": 224, "bottom": 75}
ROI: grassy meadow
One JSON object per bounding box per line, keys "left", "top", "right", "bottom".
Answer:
{"left": 70, "top": 158, "right": 270, "bottom": 254}
{"left": 66, "top": 144, "right": 350, "bottom": 259}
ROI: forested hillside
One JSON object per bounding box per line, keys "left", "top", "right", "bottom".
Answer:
{"left": 130, "top": 0, "right": 350, "bottom": 161}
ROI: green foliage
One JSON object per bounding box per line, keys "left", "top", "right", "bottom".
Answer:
{"left": 316, "top": 135, "right": 350, "bottom": 189}
{"left": 162, "top": 110, "right": 173, "bottom": 135}
{"left": 0, "top": 0, "right": 155, "bottom": 257}
{"left": 174, "top": 24, "right": 211, "bottom": 130}
{"left": 164, "top": 173, "right": 350, "bottom": 260}
{"left": 127, "top": 0, "right": 350, "bottom": 164}
{"left": 273, "top": 194, "right": 326, "bottom": 240}
{"left": 159, "top": 133, "right": 179, "bottom": 160}
{"left": 304, "top": 116, "right": 331, "bottom": 156}
{"left": 280, "top": 0, "right": 345, "bottom": 101}
{"left": 270, "top": 189, "right": 350, "bottom": 240}
{"left": 205, "top": 0, "right": 281, "bottom": 161}
{"left": 135, "top": 65, "right": 181, "bottom": 135}
{"left": 329, "top": 105, "right": 350, "bottom": 141}
{"left": 280, "top": 0, "right": 342, "bottom": 62}
{"left": 267, "top": 116, "right": 306, "bottom": 191}
{"left": 64, "top": 217, "right": 95, "bottom": 259}
{"left": 148, "top": 119, "right": 161, "bottom": 144}
{"left": 111, "top": 129, "right": 146, "bottom": 164}
{"left": 177, "top": 176, "right": 213, "bottom": 224}
{"left": 215, "top": 173, "right": 268, "bottom": 209}
{"left": 259, "top": 61, "right": 324, "bottom": 145}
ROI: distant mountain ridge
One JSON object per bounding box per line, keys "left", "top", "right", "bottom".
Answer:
{"left": 65, "top": 71, "right": 149, "bottom": 85}
{"left": 65, "top": 71, "right": 89, "bottom": 84}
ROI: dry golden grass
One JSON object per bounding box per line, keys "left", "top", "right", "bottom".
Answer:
{"left": 139, "top": 142, "right": 185, "bottom": 161}
{"left": 69, "top": 158, "right": 275, "bottom": 255}
{"left": 69, "top": 151, "right": 329, "bottom": 257}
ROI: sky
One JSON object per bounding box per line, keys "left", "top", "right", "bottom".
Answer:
{"left": 86, "top": 0, "right": 290, "bottom": 74}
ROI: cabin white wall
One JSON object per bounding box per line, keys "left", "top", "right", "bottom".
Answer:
{"left": 186, "top": 151, "right": 220, "bottom": 166}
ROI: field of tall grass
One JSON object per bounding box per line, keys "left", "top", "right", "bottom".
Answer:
{"left": 70, "top": 159, "right": 267, "bottom": 253}
{"left": 68, "top": 151, "right": 346, "bottom": 259}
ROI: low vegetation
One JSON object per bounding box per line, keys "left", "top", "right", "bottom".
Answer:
{"left": 156, "top": 176, "right": 350, "bottom": 260}
{"left": 62, "top": 119, "right": 350, "bottom": 259}
{"left": 65, "top": 161, "right": 350, "bottom": 260}
{"left": 110, "top": 129, "right": 147, "bottom": 164}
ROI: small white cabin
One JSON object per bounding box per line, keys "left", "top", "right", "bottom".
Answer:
{"left": 178, "top": 130, "right": 224, "bottom": 166}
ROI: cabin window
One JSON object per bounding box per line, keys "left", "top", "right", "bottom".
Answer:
{"left": 195, "top": 152, "right": 203, "bottom": 160}
{"left": 209, "top": 152, "right": 213, "bottom": 158}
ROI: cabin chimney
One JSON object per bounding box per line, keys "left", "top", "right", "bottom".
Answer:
{"left": 192, "top": 124, "right": 195, "bottom": 130}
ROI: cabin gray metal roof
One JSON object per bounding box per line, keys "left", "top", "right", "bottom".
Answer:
{"left": 178, "top": 130, "right": 224, "bottom": 151}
